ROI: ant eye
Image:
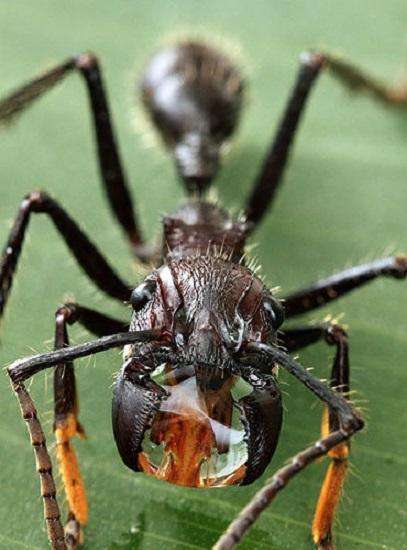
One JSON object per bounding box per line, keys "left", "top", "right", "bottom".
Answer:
{"left": 130, "top": 280, "right": 156, "bottom": 311}
{"left": 263, "top": 297, "right": 285, "bottom": 331}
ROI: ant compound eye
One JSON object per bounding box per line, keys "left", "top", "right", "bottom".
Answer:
{"left": 130, "top": 280, "right": 156, "bottom": 311}
{"left": 263, "top": 297, "right": 285, "bottom": 331}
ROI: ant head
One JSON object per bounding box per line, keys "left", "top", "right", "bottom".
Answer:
{"left": 121, "top": 257, "right": 283, "bottom": 486}
{"left": 141, "top": 41, "right": 244, "bottom": 194}
{"left": 129, "top": 257, "right": 284, "bottom": 379}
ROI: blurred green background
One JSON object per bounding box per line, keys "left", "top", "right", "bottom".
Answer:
{"left": 1, "top": 2, "right": 406, "bottom": 549}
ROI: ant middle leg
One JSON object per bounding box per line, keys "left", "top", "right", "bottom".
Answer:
{"left": 53, "top": 302, "right": 128, "bottom": 548}
{"left": 283, "top": 254, "right": 407, "bottom": 318}
{"left": 0, "top": 190, "right": 132, "bottom": 320}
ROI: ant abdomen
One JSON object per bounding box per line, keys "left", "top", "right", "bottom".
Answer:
{"left": 141, "top": 40, "right": 245, "bottom": 194}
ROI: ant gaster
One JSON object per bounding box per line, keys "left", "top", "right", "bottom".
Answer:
{"left": 2, "top": 40, "right": 407, "bottom": 550}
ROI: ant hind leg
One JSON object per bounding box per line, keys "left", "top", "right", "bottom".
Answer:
{"left": 323, "top": 53, "right": 407, "bottom": 106}
{"left": 243, "top": 52, "right": 407, "bottom": 234}
{"left": 0, "top": 54, "right": 153, "bottom": 260}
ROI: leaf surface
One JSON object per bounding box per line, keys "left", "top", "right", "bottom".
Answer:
{"left": 0, "top": 2, "right": 406, "bottom": 549}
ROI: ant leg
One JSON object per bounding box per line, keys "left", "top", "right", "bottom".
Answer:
{"left": 6, "top": 306, "right": 129, "bottom": 549}
{"left": 243, "top": 54, "right": 407, "bottom": 233}
{"left": 0, "top": 190, "right": 132, "bottom": 320}
{"left": 53, "top": 303, "right": 128, "bottom": 548}
{"left": 214, "top": 342, "right": 363, "bottom": 550}
{"left": 0, "top": 54, "right": 152, "bottom": 260}
{"left": 10, "top": 381, "right": 67, "bottom": 550}
{"left": 6, "top": 329, "right": 165, "bottom": 548}
{"left": 283, "top": 254, "right": 407, "bottom": 318}
{"left": 243, "top": 53, "right": 324, "bottom": 231}
{"left": 278, "top": 325, "right": 325, "bottom": 351}
{"left": 281, "top": 322, "right": 351, "bottom": 548}
{"left": 313, "top": 325, "right": 350, "bottom": 549}
{"left": 322, "top": 53, "right": 407, "bottom": 106}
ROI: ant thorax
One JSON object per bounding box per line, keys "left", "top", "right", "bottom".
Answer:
{"left": 162, "top": 200, "right": 248, "bottom": 261}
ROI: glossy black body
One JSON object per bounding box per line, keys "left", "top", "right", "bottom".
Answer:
{"left": 111, "top": 43, "right": 284, "bottom": 484}
{"left": 141, "top": 42, "right": 244, "bottom": 193}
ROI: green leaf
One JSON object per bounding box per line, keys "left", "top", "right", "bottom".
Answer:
{"left": 1, "top": 2, "right": 406, "bottom": 549}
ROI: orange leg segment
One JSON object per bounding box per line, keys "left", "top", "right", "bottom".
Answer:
{"left": 52, "top": 302, "right": 127, "bottom": 547}
{"left": 279, "top": 321, "right": 354, "bottom": 548}
{"left": 53, "top": 305, "right": 88, "bottom": 547}
{"left": 312, "top": 406, "right": 350, "bottom": 549}
{"left": 54, "top": 413, "right": 88, "bottom": 530}
{"left": 312, "top": 324, "right": 351, "bottom": 549}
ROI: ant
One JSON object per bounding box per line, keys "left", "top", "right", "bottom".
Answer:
{"left": 1, "top": 40, "right": 407, "bottom": 550}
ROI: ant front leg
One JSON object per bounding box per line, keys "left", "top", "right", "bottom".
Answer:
{"left": 283, "top": 255, "right": 407, "bottom": 318}
{"left": 0, "top": 190, "right": 132, "bottom": 319}
{"left": 53, "top": 303, "right": 128, "bottom": 548}
{"left": 214, "top": 342, "right": 363, "bottom": 550}
{"left": 0, "top": 53, "right": 153, "bottom": 260}
{"left": 7, "top": 327, "right": 164, "bottom": 549}
{"left": 281, "top": 322, "right": 351, "bottom": 548}
{"left": 7, "top": 304, "right": 128, "bottom": 549}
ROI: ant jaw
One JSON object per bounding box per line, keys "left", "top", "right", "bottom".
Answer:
{"left": 113, "top": 356, "right": 282, "bottom": 489}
